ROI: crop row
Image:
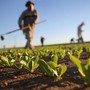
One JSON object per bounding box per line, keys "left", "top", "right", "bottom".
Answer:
{"left": 0, "top": 44, "right": 90, "bottom": 85}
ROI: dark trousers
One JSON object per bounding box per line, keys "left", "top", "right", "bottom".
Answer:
{"left": 78, "top": 37, "right": 84, "bottom": 43}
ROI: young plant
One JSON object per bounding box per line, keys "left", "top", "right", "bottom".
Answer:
{"left": 20, "top": 56, "right": 39, "bottom": 72}
{"left": 39, "top": 59, "right": 55, "bottom": 77}
{"left": 58, "top": 49, "right": 66, "bottom": 59}
{"left": 0, "top": 56, "right": 15, "bottom": 67}
{"left": 72, "top": 48, "right": 83, "bottom": 58}
{"left": 39, "top": 54, "right": 67, "bottom": 79}
{"left": 68, "top": 52, "right": 90, "bottom": 85}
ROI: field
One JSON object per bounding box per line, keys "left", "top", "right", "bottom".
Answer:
{"left": 0, "top": 43, "right": 90, "bottom": 90}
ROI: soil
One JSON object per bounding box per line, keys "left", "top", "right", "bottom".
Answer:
{"left": 0, "top": 52, "right": 90, "bottom": 90}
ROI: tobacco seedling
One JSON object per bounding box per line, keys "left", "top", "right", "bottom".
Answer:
{"left": 39, "top": 54, "right": 67, "bottom": 79}
{"left": 68, "top": 52, "right": 90, "bottom": 84}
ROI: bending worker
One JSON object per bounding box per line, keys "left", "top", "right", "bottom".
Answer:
{"left": 77, "top": 22, "right": 85, "bottom": 43}
{"left": 18, "top": 1, "right": 39, "bottom": 49}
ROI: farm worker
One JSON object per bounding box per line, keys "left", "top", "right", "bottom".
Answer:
{"left": 18, "top": 1, "right": 39, "bottom": 49}
{"left": 40, "top": 36, "right": 45, "bottom": 46}
{"left": 77, "top": 22, "right": 85, "bottom": 43}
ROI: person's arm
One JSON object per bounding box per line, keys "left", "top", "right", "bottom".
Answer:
{"left": 34, "top": 10, "right": 39, "bottom": 24}
{"left": 18, "top": 10, "right": 26, "bottom": 29}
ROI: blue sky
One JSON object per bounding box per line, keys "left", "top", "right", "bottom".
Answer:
{"left": 0, "top": 0, "right": 90, "bottom": 48}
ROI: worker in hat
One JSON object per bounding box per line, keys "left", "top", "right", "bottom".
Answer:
{"left": 77, "top": 22, "right": 85, "bottom": 43}
{"left": 18, "top": 1, "right": 39, "bottom": 49}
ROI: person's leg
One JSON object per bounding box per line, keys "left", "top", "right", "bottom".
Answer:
{"left": 24, "top": 31, "right": 31, "bottom": 49}
{"left": 25, "top": 40, "right": 28, "bottom": 48}
{"left": 81, "top": 37, "right": 84, "bottom": 43}
{"left": 77, "top": 38, "right": 80, "bottom": 43}
{"left": 42, "top": 40, "right": 44, "bottom": 46}
{"left": 28, "top": 25, "right": 35, "bottom": 49}
{"left": 23, "top": 32, "right": 28, "bottom": 48}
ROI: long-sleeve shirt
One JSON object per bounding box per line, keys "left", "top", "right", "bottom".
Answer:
{"left": 77, "top": 25, "right": 84, "bottom": 38}
{"left": 18, "top": 9, "right": 39, "bottom": 26}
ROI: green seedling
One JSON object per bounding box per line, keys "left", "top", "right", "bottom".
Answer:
{"left": 68, "top": 52, "right": 90, "bottom": 85}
